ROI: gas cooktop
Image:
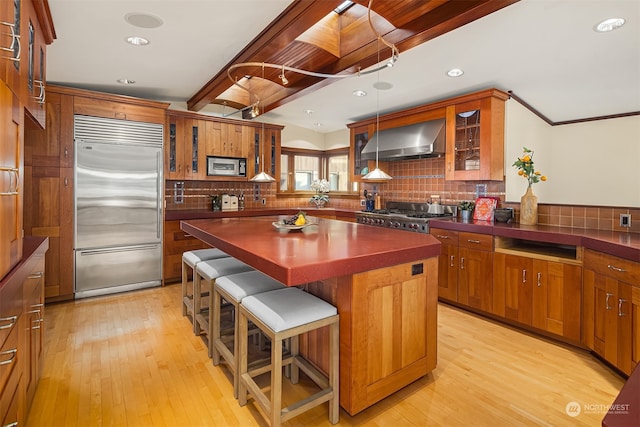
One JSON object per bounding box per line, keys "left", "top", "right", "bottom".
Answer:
{"left": 355, "top": 201, "right": 457, "bottom": 233}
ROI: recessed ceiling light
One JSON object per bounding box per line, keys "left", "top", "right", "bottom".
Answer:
{"left": 447, "top": 68, "right": 464, "bottom": 77}
{"left": 126, "top": 36, "right": 150, "bottom": 46}
{"left": 303, "top": 109, "right": 314, "bottom": 115}
{"left": 594, "top": 18, "right": 626, "bottom": 32}
{"left": 352, "top": 90, "right": 367, "bottom": 97}
{"left": 314, "top": 122, "right": 323, "bottom": 127}
{"left": 124, "top": 12, "right": 163, "bottom": 29}
{"left": 117, "top": 79, "right": 136, "bottom": 85}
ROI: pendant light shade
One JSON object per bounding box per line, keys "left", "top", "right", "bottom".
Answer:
{"left": 362, "top": 167, "right": 392, "bottom": 181}
{"left": 250, "top": 171, "right": 276, "bottom": 183}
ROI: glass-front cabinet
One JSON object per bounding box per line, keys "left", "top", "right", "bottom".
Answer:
{"left": 445, "top": 91, "right": 507, "bottom": 181}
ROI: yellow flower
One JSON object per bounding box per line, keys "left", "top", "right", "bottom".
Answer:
{"left": 518, "top": 170, "right": 524, "bottom": 176}
{"left": 541, "top": 176, "right": 547, "bottom": 181}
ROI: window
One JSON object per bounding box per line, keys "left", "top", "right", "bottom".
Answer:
{"left": 279, "top": 147, "right": 351, "bottom": 195}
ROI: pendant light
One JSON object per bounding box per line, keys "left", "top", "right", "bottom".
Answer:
{"left": 362, "top": 37, "right": 392, "bottom": 182}
{"left": 250, "top": 64, "right": 276, "bottom": 183}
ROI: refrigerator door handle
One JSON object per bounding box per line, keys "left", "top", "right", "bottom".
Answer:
{"left": 157, "top": 151, "right": 162, "bottom": 240}
{"left": 79, "top": 245, "right": 160, "bottom": 256}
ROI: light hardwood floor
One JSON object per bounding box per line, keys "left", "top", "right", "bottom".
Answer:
{"left": 27, "top": 283, "right": 624, "bottom": 427}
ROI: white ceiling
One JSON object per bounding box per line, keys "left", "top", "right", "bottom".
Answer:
{"left": 47, "top": 0, "right": 640, "bottom": 133}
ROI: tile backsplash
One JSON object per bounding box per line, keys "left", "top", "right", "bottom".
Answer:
{"left": 166, "top": 156, "right": 638, "bottom": 234}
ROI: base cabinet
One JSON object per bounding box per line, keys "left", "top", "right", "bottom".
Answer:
{"left": 302, "top": 258, "right": 438, "bottom": 415}
{"left": 431, "top": 229, "right": 493, "bottom": 313}
{"left": 163, "top": 220, "right": 211, "bottom": 283}
{"left": 493, "top": 252, "right": 582, "bottom": 341}
{"left": 583, "top": 249, "right": 639, "bottom": 376}
{"left": 0, "top": 237, "right": 48, "bottom": 426}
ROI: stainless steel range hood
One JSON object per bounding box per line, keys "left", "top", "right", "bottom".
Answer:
{"left": 361, "top": 119, "right": 445, "bottom": 161}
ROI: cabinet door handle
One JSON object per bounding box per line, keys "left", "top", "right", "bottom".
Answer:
{"left": 522, "top": 269, "right": 527, "bottom": 284}
{"left": 536, "top": 272, "right": 541, "bottom": 287}
{"left": 460, "top": 257, "right": 465, "bottom": 270}
{"left": 467, "top": 239, "right": 481, "bottom": 244}
{"left": 0, "top": 315, "right": 17, "bottom": 330}
{"left": 34, "top": 79, "right": 45, "bottom": 104}
{"left": 64, "top": 146, "right": 69, "bottom": 158}
{"left": 64, "top": 177, "right": 69, "bottom": 187}
{"left": 605, "top": 293, "right": 613, "bottom": 310}
{"left": 436, "top": 235, "right": 449, "bottom": 239}
{"left": 0, "top": 348, "right": 17, "bottom": 365}
{"left": 607, "top": 264, "right": 626, "bottom": 273}
{"left": 618, "top": 299, "right": 627, "bottom": 317}
{"left": 28, "top": 271, "right": 44, "bottom": 279}
{"left": 0, "top": 167, "right": 19, "bottom": 195}
{"left": 449, "top": 255, "right": 455, "bottom": 267}
{"left": 0, "top": 21, "right": 21, "bottom": 62}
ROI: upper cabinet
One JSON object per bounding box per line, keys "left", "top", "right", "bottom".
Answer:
{"left": 348, "top": 88, "right": 508, "bottom": 183}
{"left": 1, "top": 0, "right": 55, "bottom": 129}
{"left": 164, "top": 110, "right": 282, "bottom": 182}
{"left": 445, "top": 90, "right": 508, "bottom": 181}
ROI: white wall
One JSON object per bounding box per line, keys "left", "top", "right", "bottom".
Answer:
{"left": 281, "top": 124, "right": 349, "bottom": 150}
{"left": 505, "top": 101, "right": 640, "bottom": 207}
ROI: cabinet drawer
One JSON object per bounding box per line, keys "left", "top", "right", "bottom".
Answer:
{"left": 459, "top": 232, "right": 493, "bottom": 251}
{"left": 0, "top": 321, "right": 19, "bottom": 397}
{"left": 430, "top": 228, "right": 458, "bottom": 245}
{"left": 584, "top": 250, "right": 640, "bottom": 284}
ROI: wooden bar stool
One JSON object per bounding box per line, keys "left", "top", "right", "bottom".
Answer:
{"left": 193, "top": 257, "right": 254, "bottom": 337}
{"left": 238, "top": 287, "right": 339, "bottom": 427}
{"left": 181, "top": 248, "right": 229, "bottom": 320}
{"left": 211, "top": 270, "right": 287, "bottom": 397}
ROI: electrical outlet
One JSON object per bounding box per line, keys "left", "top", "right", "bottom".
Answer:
{"left": 360, "top": 199, "right": 366, "bottom": 207}
{"left": 261, "top": 198, "right": 266, "bottom": 205}
{"left": 620, "top": 214, "right": 631, "bottom": 228}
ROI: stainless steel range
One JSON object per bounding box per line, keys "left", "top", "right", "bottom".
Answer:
{"left": 355, "top": 201, "right": 457, "bottom": 234}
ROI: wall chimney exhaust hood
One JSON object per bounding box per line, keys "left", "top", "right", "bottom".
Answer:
{"left": 361, "top": 119, "right": 446, "bottom": 161}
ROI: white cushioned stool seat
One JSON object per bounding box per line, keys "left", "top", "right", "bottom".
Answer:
{"left": 181, "top": 248, "right": 230, "bottom": 319}
{"left": 193, "top": 257, "right": 254, "bottom": 336}
{"left": 211, "top": 270, "right": 287, "bottom": 397}
{"left": 238, "top": 287, "right": 339, "bottom": 426}
{"left": 241, "top": 287, "right": 337, "bottom": 332}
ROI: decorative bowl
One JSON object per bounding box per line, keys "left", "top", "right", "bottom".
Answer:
{"left": 494, "top": 208, "right": 513, "bottom": 223}
{"left": 271, "top": 221, "right": 314, "bottom": 232}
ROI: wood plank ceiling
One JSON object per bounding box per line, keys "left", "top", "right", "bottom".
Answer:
{"left": 187, "top": 0, "right": 518, "bottom": 117}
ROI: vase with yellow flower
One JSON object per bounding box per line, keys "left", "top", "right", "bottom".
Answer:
{"left": 513, "top": 147, "right": 547, "bottom": 225}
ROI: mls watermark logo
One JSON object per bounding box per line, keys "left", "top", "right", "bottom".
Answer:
{"left": 566, "top": 401, "right": 581, "bottom": 417}
{"left": 565, "top": 401, "right": 630, "bottom": 418}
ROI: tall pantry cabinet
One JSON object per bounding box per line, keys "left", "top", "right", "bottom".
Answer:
{"left": 1, "top": 0, "right": 55, "bottom": 425}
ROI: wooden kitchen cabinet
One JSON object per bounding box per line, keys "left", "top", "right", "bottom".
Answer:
{"left": 430, "top": 228, "right": 459, "bottom": 302}
{"left": 430, "top": 229, "right": 493, "bottom": 313}
{"left": 445, "top": 89, "right": 508, "bottom": 181}
{"left": 163, "top": 220, "right": 212, "bottom": 283}
{"left": 0, "top": 0, "right": 22, "bottom": 96}
{"left": 24, "top": 88, "right": 74, "bottom": 301}
{"left": 21, "top": 0, "right": 50, "bottom": 128}
{"left": 0, "top": 78, "right": 23, "bottom": 281}
{"left": 0, "top": 236, "right": 47, "bottom": 426}
{"left": 493, "top": 250, "right": 582, "bottom": 342}
{"left": 583, "top": 249, "right": 639, "bottom": 375}
{"left": 458, "top": 232, "right": 493, "bottom": 313}
{"left": 165, "top": 113, "right": 202, "bottom": 180}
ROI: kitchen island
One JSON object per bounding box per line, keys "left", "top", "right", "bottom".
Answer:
{"left": 181, "top": 215, "right": 441, "bottom": 415}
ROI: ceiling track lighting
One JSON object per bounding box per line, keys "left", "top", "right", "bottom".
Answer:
{"left": 225, "top": 0, "right": 398, "bottom": 116}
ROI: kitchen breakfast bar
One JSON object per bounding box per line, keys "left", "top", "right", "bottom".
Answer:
{"left": 181, "top": 215, "right": 441, "bottom": 415}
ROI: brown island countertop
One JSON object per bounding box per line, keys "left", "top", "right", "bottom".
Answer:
{"left": 429, "top": 218, "right": 640, "bottom": 262}
{"left": 181, "top": 214, "right": 441, "bottom": 286}
{"left": 181, "top": 215, "right": 441, "bottom": 415}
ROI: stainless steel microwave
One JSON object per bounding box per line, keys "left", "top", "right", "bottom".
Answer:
{"left": 206, "top": 156, "right": 247, "bottom": 177}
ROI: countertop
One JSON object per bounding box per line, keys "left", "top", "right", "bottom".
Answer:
{"left": 181, "top": 215, "right": 441, "bottom": 285}
{"left": 0, "top": 236, "right": 49, "bottom": 291}
{"left": 165, "top": 207, "right": 357, "bottom": 221}
{"left": 429, "top": 219, "right": 640, "bottom": 262}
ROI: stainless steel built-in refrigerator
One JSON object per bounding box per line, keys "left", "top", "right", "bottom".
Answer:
{"left": 74, "top": 115, "right": 163, "bottom": 298}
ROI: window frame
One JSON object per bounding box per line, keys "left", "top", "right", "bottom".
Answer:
{"left": 278, "top": 147, "right": 358, "bottom": 198}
